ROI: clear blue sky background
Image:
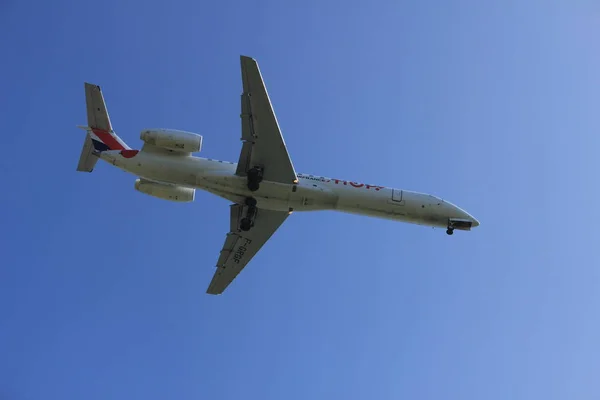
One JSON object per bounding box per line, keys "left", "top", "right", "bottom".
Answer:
{"left": 1, "top": 1, "right": 600, "bottom": 399}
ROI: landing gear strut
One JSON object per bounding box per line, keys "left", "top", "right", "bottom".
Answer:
{"left": 446, "top": 219, "right": 455, "bottom": 235}
{"left": 240, "top": 197, "right": 258, "bottom": 232}
{"left": 247, "top": 167, "right": 263, "bottom": 192}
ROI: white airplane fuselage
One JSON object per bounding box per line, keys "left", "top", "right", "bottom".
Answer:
{"left": 77, "top": 56, "right": 480, "bottom": 295}
{"left": 100, "top": 149, "right": 479, "bottom": 230}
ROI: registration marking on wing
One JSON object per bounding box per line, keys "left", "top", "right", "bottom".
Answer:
{"left": 232, "top": 238, "right": 253, "bottom": 264}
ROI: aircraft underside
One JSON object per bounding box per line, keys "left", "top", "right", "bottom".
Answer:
{"left": 77, "top": 55, "right": 479, "bottom": 295}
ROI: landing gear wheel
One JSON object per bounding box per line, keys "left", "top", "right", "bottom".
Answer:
{"left": 446, "top": 228, "right": 454, "bottom": 235}
{"left": 247, "top": 167, "right": 264, "bottom": 182}
{"left": 245, "top": 197, "right": 257, "bottom": 207}
{"left": 247, "top": 181, "right": 260, "bottom": 192}
{"left": 247, "top": 167, "right": 264, "bottom": 192}
{"left": 240, "top": 218, "right": 253, "bottom": 232}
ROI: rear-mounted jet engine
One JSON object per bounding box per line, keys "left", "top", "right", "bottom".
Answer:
{"left": 135, "top": 179, "right": 195, "bottom": 202}
{"left": 140, "top": 129, "right": 203, "bottom": 153}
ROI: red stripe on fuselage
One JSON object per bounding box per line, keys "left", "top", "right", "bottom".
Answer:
{"left": 120, "top": 149, "right": 139, "bottom": 158}
{"left": 92, "top": 128, "right": 125, "bottom": 150}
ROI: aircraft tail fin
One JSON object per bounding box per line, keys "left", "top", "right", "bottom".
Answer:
{"left": 76, "top": 83, "right": 130, "bottom": 172}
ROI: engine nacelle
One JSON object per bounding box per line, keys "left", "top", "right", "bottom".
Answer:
{"left": 140, "top": 129, "right": 203, "bottom": 153}
{"left": 135, "top": 179, "right": 195, "bottom": 202}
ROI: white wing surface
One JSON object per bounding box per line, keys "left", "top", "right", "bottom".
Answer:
{"left": 206, "top": 204, "right": 289, "bottom": 295}
{"left": 235, "top": 56, "right": 297, "bottom": 184}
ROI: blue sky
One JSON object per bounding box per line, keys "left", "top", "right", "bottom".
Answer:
{"left": 2, "top": 0, "right": 600, "bottom": 399}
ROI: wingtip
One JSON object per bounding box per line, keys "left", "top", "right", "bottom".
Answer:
{"left": 84, "top": 82, "right": 101, "bottom": 91}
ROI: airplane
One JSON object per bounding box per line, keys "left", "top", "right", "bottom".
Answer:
{"left": 76, "top": 55, "right": 480, "bottom": 295}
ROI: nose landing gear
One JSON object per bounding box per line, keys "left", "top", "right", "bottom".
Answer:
{"left": 446, "top": 219, "right": 455, "bottom": 235}
{"left": 446, "top": 218, "right": 474, "bottom": 235}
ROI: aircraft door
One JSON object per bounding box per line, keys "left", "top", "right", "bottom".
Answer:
{"left": 391, "top": 189, "right": 405, "bottom": 205}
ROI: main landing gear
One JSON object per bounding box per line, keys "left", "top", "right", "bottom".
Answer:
{"left": 247, "top": 167, "right": 264, "bottom": 192}
{"left": 240, "top": 197, "right": 257, "bottom": 232}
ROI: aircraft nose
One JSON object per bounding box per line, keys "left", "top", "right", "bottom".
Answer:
{"left": 459, "top": 209, "right": 480, "bottom": 228}
{"left": 441, "top": 199, "right": 480, "bottom": 228}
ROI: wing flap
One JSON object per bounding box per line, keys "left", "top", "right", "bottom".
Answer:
{"left": 229, "top": 204, "right": 243, "bottom": 233}
{"left": 234, "top": 141, "right": 253, "bottom": 177}
{"left": 240, "top": 91, "right": 254, "bottom": 142}
{"left": 216, "top": 233, "right": 240, "bottom": 266}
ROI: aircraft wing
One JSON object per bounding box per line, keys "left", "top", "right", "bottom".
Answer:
{"left": 235, "top": 55, "right": 298, "bottom": 185}
{"left": 206, "top": 204, "right": 290, "bottom": 295}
